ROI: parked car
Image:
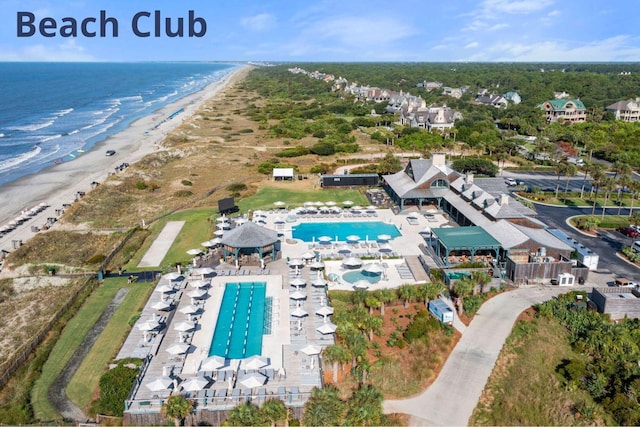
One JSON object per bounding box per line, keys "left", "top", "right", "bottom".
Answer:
{"left": 105, "top": 149, "right": 116, "bottom": 156}
{"left": 617, "top": 227, "right": 640, "bottom": 238}
{"left": 614, "top": 277, "right": 639, "bottom": 288}
{"left": 505, "top": 178, "right": 517, "bottom": 186}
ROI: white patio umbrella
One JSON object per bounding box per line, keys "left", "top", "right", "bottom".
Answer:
{"left": 189, "top": 279, "right": 209, "bottom": 289}
{"left": 316, "top": 306, "right": 334, "bottom": 318}
{"left": 240, "top": 372, "right": 267, "bottom": 388}
{"left": 378, "top": 244, "right": 393, "bottom": 253}
{"left": 291, "top": 307, "right": 308, "bottom": 317}
{"left": 337, "top": 244, "right": 352, "bottom": 254}
{"left": 155, "top": 284, "right": 175, "bottom": 294}
{"left": 180, "top": 304, "right": 199, "bottom": 315}
{"left": 310, "top": 261, "right": 325, "bottom": 270}
{"left": 274, "top": 216, "right": 285, "bottom": 224}
{"left": 188, "top": 288, "right": 208, "bottom": 299}
{"left": 181, "top": 376, "right": 210, "bottom": 392}
{"left": 311, "top": 278, "right": 328, "bottom": 287}
{"left": 235, "top": 217, "right": 248, "bottom": 225}
{"left": 152, "top": 300, "right": 172, "bottom": 311}
{"left": 362, "top": 263, "right": 384, "bottom": 274}
{"left": 346, "top": 235, "right": 360, "bottom": 242}
{"left": 342, "top": 200, "right": 354, "bottom": 206}
{"left": 192, "top": 267, "right": 215, "bottom": 276}
{"left": 301, "top": 251, "right": 316, "bottom": 260}
{"left": 164, "top": 272, "right": 184, "bottom": 281}
{"left": 318, "top": 235, "right": 332, "bottom": 243}
{"left": 146, "top": 376, "right": 174, "bottom": 392}
{"left": 201, "top": 240, "right": 216, "bottom": 248}
{"left": 290, "top": 277, "right": 306, "bottom": 288}
{"left": 342, "top": 257, "right": 363, "bottom": 268}
{"left": 186, "top": 249, "right": 203, "bottom": 256}
{"left": 290, "top": 291, "right": 306, "bottom": 300}
{"left": 325, "top": 201, "right": 336, "bottom": 206}
{"left": 288, "top": 258, "right": 305, "bottom": 267}
{"left": 377, "top": 234, "right": 392, "bottom": 241}
{"left": 300, "top": 344, "right": 322, "bottom": 356}
{"left": 316, "top": 322, "right": 337, "bottom": 334}
{"left": 353, "top": 280, "right": 371, "bottom": 289}
{"left": 166, "top": 342, "right": 192, "bottom": 355}
{"left": 174, "top": 320, "right": 196, "bottom": 332}
{"left": 274, "top": 201, "right": 286, "bottom": 208}
{"left": 216, "top": 216, "right": 230, "bottom": 223}
{"left": 214, "top": 229, "right": 225, "bottom": 236}
{"left": 242, "top": 355, "right": 269, "bottom": 370}
{"left": 137, "top": 319, "right": 160, "bottom": 331}
{"left": 200, "top": 355, "right": 226, "bottom": 371}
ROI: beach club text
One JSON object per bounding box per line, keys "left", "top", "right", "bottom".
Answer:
{"left": 17, "top": 10, "right": 207, "bottom": 38}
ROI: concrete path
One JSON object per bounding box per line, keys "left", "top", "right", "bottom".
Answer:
{"left": 383, "top": 286, "right": 566, "bottom": 426}
{"left": 138, "top": 221, "right": 185, "bottom": 267}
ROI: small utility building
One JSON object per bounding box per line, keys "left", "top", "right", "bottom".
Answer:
{"left": 273, "top": 168, "right": 294, "bottom": 181}
{"left": 320, "top": 174, "right": 379, "bottom": 188}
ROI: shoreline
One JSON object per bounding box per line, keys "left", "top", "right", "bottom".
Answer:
{"left": 0, "top": 65, "right": 248, "bottom": 253}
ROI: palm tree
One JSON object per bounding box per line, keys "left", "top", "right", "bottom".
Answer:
{"left": 343, "top": 384, "right": 385, "bottom": 427}
{"left": 303, "top": 386, "right": 346, "bottom": 427}
{"left": 628, "top": 180, "right": 640, "bottom": 218}
{"left": 261, "top": 398, "right": 289, "bottom": 427}
{"left": 590, "top": 166, "right": 607, "bottom": 216}
{"left": 451, "top": 278, "right": 474, "bottom": 315}
{"left": 161, "top": 395, "right": 193, "bottom": 427}
{"left": 322, "top": 344, "right": 349, "bottom": 383}
{"left": 364, "top": 296, "right": 380, "bottom": 315}
{"left": 553, "top": 162, "right": 568, "bottom": 199}
{"left": 364, "top": 315, "right": 383, "bottom": 342}
{"left": 417, "top": 282, "right": 445, "bottom": 307}
{"left": 563, "top": 163, "right": 578, "bottom": 197}
{"left": 224, "top": 401, "right": 263, "bottom": 426}
{"left": 600, "top": 177, "right": 617, "bottom": 220}
{"left": 471, "top": 271, "right": 492, "bottom": 293}
{"left": 397, "top": 284, "right": 418, "bottom": 308}
{"left": 373, "top": 288, "right": 395, "bottom": 316}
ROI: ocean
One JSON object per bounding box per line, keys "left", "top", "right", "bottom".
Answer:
{"left": 0, "top": 62, "right": 236, "bottom": 187}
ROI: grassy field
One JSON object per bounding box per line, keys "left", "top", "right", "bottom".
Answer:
{"left": 237, "top": 185, "right": 369, "bottom": 212}
{"left": 67, "top": 278, "right": 154, "bottom": 412}
{"left": 30, "top": 278, "right": 150, "bottom": 421}
{"left": 470, "top": 316, "right": 612, "bottom": 426}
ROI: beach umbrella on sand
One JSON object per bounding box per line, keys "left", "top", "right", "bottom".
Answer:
{"left": 146, "top": 376, "right": 174, "bottom": 392}
{"left": 316, "top": 322, "right": 337, "bottom": 335}
{"left": 291, "top": 306, "right": 308, "bottom": 317}
{"left": 200, "top": 355, "right": 226, "bottom": 371}
{"left": 363, "top": 263, "right": 384, "bottom": 274}
{"left": 166, "top": 342, "right": 191, "bottom": 355}
{"left": 290, "top": 291, "right": 306, "bottom": 300}
{"left": 152, "top": 300, "right": 172, "bottom": 311}
{"left": 242, "top": 355, "right": 269, "bottom": 370}
{"left": 240, "top": 372, "right": 267, "bottom": 389}
{"left": 300, "top": 344, "right": 322, "bottom": 356}
{"left": 316, "top": 306, "right": 334, "bottom": 318}
{"left": 174, "top": 320, "right": 196, "bottom": 332}
{"left": 181, "top": 376, "right": 210, "bottom": 392}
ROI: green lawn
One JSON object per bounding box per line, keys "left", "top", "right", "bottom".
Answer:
{"left": 67, "top": 279, "right": 154, "bottom": 412}
{"left": 237, "top": 186, "right": 369, "bottom": 212}
{"left": 31, "top": 279, "right": 122, "bottom": 421}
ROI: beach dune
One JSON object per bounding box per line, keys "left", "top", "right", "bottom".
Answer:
{"left": 0, "top": 65, "right": 246, "bottom": 254}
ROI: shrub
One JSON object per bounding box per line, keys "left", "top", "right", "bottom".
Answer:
{"left": 451, "top": 158, "right": 499, "bottom": 177}
{"left": 92, "top": 361, "right": 140, "bottom": 416}
{"left": 311, "top": 142, "right": 336, "bottom": 156}
{"left": 173, "top": 190, "right": 193, "bottom": 197}
{"left": 276, "top": 145, "right": 311, "bottom": 158}
{"left": 85, "top": 254, "right": 107, "bottom": 264}
{"left": 238, "top": 128, "right": 254, "bottom": 133}
{"left": 310, "top": 163, "right": 332, "bottom": 174}
{"left": 181, "top": 180, "right": 192, "bottom": 186}
{"left": 135, "top": 180, "right": 148, "bottom": 190}
{"left": 226, "top": 183, "right": 247, "bottom": 192}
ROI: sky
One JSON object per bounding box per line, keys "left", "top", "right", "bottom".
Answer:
{"left": 1, "top": 0, "right": 639, "bottom": 62}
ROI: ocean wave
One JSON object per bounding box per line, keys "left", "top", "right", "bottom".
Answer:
{"left": 0, "top": 145, "right": 42, "bottom": 173}
{"left": 54, "top": 108, "right": 74, "bottom": 117}
{"left": 39, "top": 134, "right": 62, "bottom": 143}
{"left": 68, "top": 129, "right": 80, "bottom": 135}
{"left": 0, "top": 133, "right": 4, "bottom": 138}
{"left": 8, "top": 118, "right": 56, "bottom": 132}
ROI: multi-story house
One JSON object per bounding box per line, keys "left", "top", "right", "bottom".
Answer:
{"left": 541, "top": 99, "right": 587, "bottom": 124}
{"left": 606, "top": 98, "right": 640, "bottom": 122}
{"left": 503, "top": 91, "right": 521, "bottom": 104}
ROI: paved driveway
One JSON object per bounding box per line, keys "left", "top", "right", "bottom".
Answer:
{"left": 382, "top": 286, "right": 566, "bottom": 426}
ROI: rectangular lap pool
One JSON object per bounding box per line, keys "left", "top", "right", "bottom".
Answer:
{"left": 209, "top": 282, "right": 267, "bottom": 359}
{"left": 292, "top": 221, "right": 401, "bottom": 242}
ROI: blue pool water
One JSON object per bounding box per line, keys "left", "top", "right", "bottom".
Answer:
{"left": 292, "top": 221, "right": 400, "bottom": 242}
{"left": 343, "top": 270, "right": 382, "bottom": 284}
{"left": 209, "top": 282, "right": 266, "bottom": 359}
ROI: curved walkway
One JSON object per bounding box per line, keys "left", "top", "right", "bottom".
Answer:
{"left": 383, "top": 286, "right": 566, "bottom": 426}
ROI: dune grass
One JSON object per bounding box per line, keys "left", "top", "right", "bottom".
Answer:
{"left": 67, "top": 279, "right": 154, "bottom": 412}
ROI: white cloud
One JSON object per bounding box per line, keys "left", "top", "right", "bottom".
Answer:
{"left": 465, "top": 41, "right": 479, "bottom": 49}
{"left": 480, "top": 0, "right": 555, "bottom": 15}
{"left": 547, "top": 9, "right": 560, "bottom": 17}
{"left": 0, "top": 39, "right": 95, "bottom": 61}
{"left": 240, "top": 13, "right": 275, "bottom": 32}
{"left": 307, "top": 15, "right": 417, "bottom": 47}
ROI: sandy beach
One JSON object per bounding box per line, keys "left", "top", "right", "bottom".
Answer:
{"left": 0, "top": 64, "right": 247, "bottom": 253}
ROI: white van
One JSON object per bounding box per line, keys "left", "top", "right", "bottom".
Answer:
{"left": 566, "top": 157, "right": 585, "bottom": 167}
{"left": 632, "top": 241, "right": 640, "bottom": 253}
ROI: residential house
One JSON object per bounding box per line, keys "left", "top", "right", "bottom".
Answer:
{"left": 423, "top": 81, "right": 443, "bottom": 91}
{"left": 476, "top": 94, "right": 508, "bottom": 108}
{"left": 553, "top": 91, "right": 571, "bottom": 99}
{"left": 442, "top": 87, "right": 465, "bottom": 99}
{"left": 541, "top": 99, "right": 587, "bottom": 124}
{"left": 606, "top": 98, "right": 640, "bottom": 122}
{"left": 503, "top": 91, "right": 522, "bottom": 104}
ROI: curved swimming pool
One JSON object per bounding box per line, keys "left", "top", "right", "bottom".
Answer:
{"left": 342, "top": 270, "right": 381, "bottom": 284}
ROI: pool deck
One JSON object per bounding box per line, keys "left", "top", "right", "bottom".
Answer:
{"left": 121, "top": 207, "right": 449, "bottom": 414}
